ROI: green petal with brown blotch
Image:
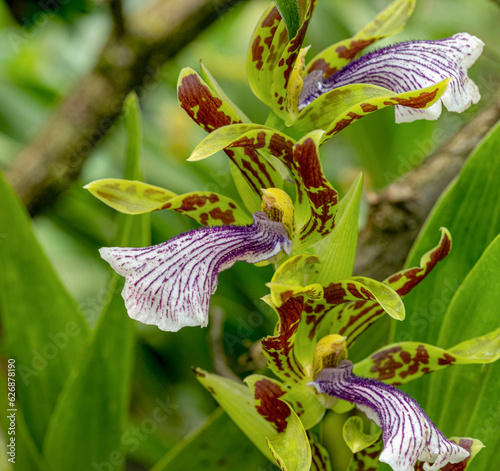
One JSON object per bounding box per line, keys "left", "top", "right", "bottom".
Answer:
{"left": 334, "top": 228, "right": 451, "bottom": 347}
{"left": 246, "top": 3, "right": 289, "bottom": 107}
{"left": 245, "top": 375, "right": 312, "bottom": 471}
{"left": 293, "top": 79, "right": 450, "bottom": 139}
{"left": 84, "top": 178, "right": 176, "bottom": 214}
{"left": 306, "top": 0, "right": 416, "bottom": 79}
{"left": 354, "top": 328, "right": 500, "bottom": 384}
{"left": 178, "top": 68, "right": 283, "bottom": 211}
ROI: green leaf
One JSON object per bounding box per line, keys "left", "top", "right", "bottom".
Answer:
{"left": 342, "top": 416, "right": 381, "bottom": 454}
{"left": 151, "top": 409, "right": 270, "bottom": 471}
{"left": 312, "top": 173, "right": 363, "bottom": 284}
{"left": 0, "top": 171, "right": 89, "bottom": 448}
{"left": 273, "top": 0, "right": 301, "bottom": 41}
{"left": 390, "top": 123, "right": 500, "bottom": 470}
{"left": 354, "top": 329, "right": 500, "bottom": 385}
{"left": 42, "top": 100, "right": 146, "bottom": 471}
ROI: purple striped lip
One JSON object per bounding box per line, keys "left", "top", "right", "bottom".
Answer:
{"left": 100, "top": 212, "right": 291, "bottom": 332}
{"left": 308, "top": 360, "right": 469, "bottom": 471}
{"left": 299, "top": 33, "right": 484, "bottom": 123}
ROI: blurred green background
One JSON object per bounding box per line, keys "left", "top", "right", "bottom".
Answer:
{"left": 0, "top": 0, "right": 499, "bottom": 470}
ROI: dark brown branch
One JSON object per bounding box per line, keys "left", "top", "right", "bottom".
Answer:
{"left": 354, "top": 89, "right": 500, "bottom": 281}
{"left": 6, "top": 0, "right": 245, "bottom": 215}
{"left": 108, "top": 0, "right": 126, "bottom": 37}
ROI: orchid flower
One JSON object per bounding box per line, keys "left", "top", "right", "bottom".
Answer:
{"left": 100, "top": 212, "right": 291, "bottom": 332}
{"left": 309, "top": 360, "right": 469, "bottom": 471}
{"left": 299, "top": 33, "right": 484, "bottom": 124}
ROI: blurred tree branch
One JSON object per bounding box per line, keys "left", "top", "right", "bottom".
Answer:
{"left": 6, "top": 0, "right": 244, "bottom": 214}
{"left": 354, "top": 88, "right": 500, "bottom": 280}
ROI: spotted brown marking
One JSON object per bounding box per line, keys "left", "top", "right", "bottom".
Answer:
{"left": 268, "top": 133, "right": 294, "bottom": 162}
{"left": 360, "top": 102, "right": 378, "bottom": 112}
{"left": 323, "top": 283, "right": 348, "bottom": 305}
{"left": 254, "top": 378, "right": 290, "bottom": 433}
{"left": 399, "top": 345, "right": 429, "bottom": 379}
{"left": 193, "top": 367, "right": 206, "bottom": 378}
{"left": 438, "top": 353, "right": 457, "bottom": 366}
{"left": 199, "top": 208, "right": 235, "bottom": 225}
{"left": 327, "top": 111, "right": 363, "bottom": 136}
{"left": 369, "top": 346, "right": 403, "bottom": 381}
{"left": 307, "top": 58, "right": 338, "bottom": 78}
{"left": 336, "top": 38, "right": 377, "bottom": 60}
{"left": 280, "top": 289, "right": 295, "bottom": 304}
{"left": 175, "top": 193, "right": 219, "bottom": 212}
{"left": 251, "top": 36, "right": 265, "bottom": 70}
{"left": 178, "top": 74, "right": 239, "bottom": 132}
{"left": 385, "top": 88, "right": 439, "bottom": 109}
{"left": 294, "top": 137, "right": 338, "bottom": 241}
{"left": 261, "top": 296, "right": 306, "bottom": 382}
{"left": 387, "top": 230, "right": 451, "bottom": 296}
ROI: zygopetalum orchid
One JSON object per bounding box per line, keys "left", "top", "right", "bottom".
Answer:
{"left": 247, "top": 0, "right": 483, "bottom": 136}
{"left": 86, "top": 0, "right": 495, "bottom": 470}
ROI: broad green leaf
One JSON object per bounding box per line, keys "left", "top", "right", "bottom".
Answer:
{"left": 293, "top": 79, "right": 449, "bottom": 139}
{"left": 306, "top": 0, "right": 416, "bottom": 77}
{"left": 390, "top": 123, "right": 500, "bottom": 471}
{"left": 346, "top": 439, "right": 383, "bottom": 471}
{"left": 273, "top": 0, "right": 300, "bottom": 41}
{"left": 178, "top": 68, "right": 283, "bottom": 211}
{"left": 85, "top": 178, "right": 177, "bottom": 214}
{"left": 342, "top": 416, "right": 381, "bottom": 454}
{"left": 194, "top": 368, "right": 276, "bottom": 462}
{"left": 266, "top": 407, "right": 311, "bottom": 471}
{"left": 43, "top": 93, "right": 145, "bottom": 471}
{"left": 0, "top": 171, "right": 89, "bottom": 448}
{"left": 152, "top": 409, "right": 270, "bottom": 471}
{"left": 312, "top": 173, "right": 363, "bottom": 285}
{"left": 354, "top": 328, "right": 500, "bottom": 385}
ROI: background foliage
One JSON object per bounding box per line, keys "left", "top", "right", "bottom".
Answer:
{"left": 0, "top": 0, "right": 499, "bottom": 470}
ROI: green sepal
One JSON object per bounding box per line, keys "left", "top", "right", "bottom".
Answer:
{"left": 335, "top": 228, "right": 451, "bottom": 347}
{"left": 311, "top": 173, "right": 363, "bottom": 285}
{"left": 306, "top": 0, "right": 416, "bottom": 78}
{"left": 84, "top": 178, "right": 177, "bottom": 214}
{"left": 194, "top": 368, "right": 275, "bottom": 462}
{"left": 293, "top": 79, "right": 450, "bottom": 140}
{"left": 354, "top": 327, "right": 500, "bottom": 384}
{"left": 282, "top": 384, "right": 326, "bottom": 430}
{"left": 178, "top": 68, "right": 282, "bottom": 211}
{"left": 246, "top": 3, "right": 289, "bottom": 107}
{"left": 308, "top": 432, "right": 332, "bottom": 471}
{"left": 342, "top": 416, "right": 381, "bottom": 454}
{"left": 272, "top": 0, "right": 301, "bottom": 41}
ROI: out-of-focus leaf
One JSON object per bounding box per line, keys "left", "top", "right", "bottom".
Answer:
{"left": 0, "top": 171, "right": 89, "bottom": 448}
{"left": 342, "top": 416, "right": 381, "bottom": 454}
{"left": 391, "top": 123, "right": 500, "bottom": 470}
{"left": 42, "top": 94, "right": 145, "bottom": 471}
{"left": 151, "top": 409, "right": 270, "bottom": 471}
{"left": 312, "top": 173, "right": 363, "bottom": 285}
{"left": 354, "top": 328, "right": 500, "bottom": 384}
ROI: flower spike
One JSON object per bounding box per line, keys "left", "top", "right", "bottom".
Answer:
{"left": 300, "top": 33, "right": 484, "bottom": 123}
{"left": 308, "top": 360, "right": 469, "bottom": 471}
{"left": 100, "top": 212, "right": 291, "bottom": 332}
